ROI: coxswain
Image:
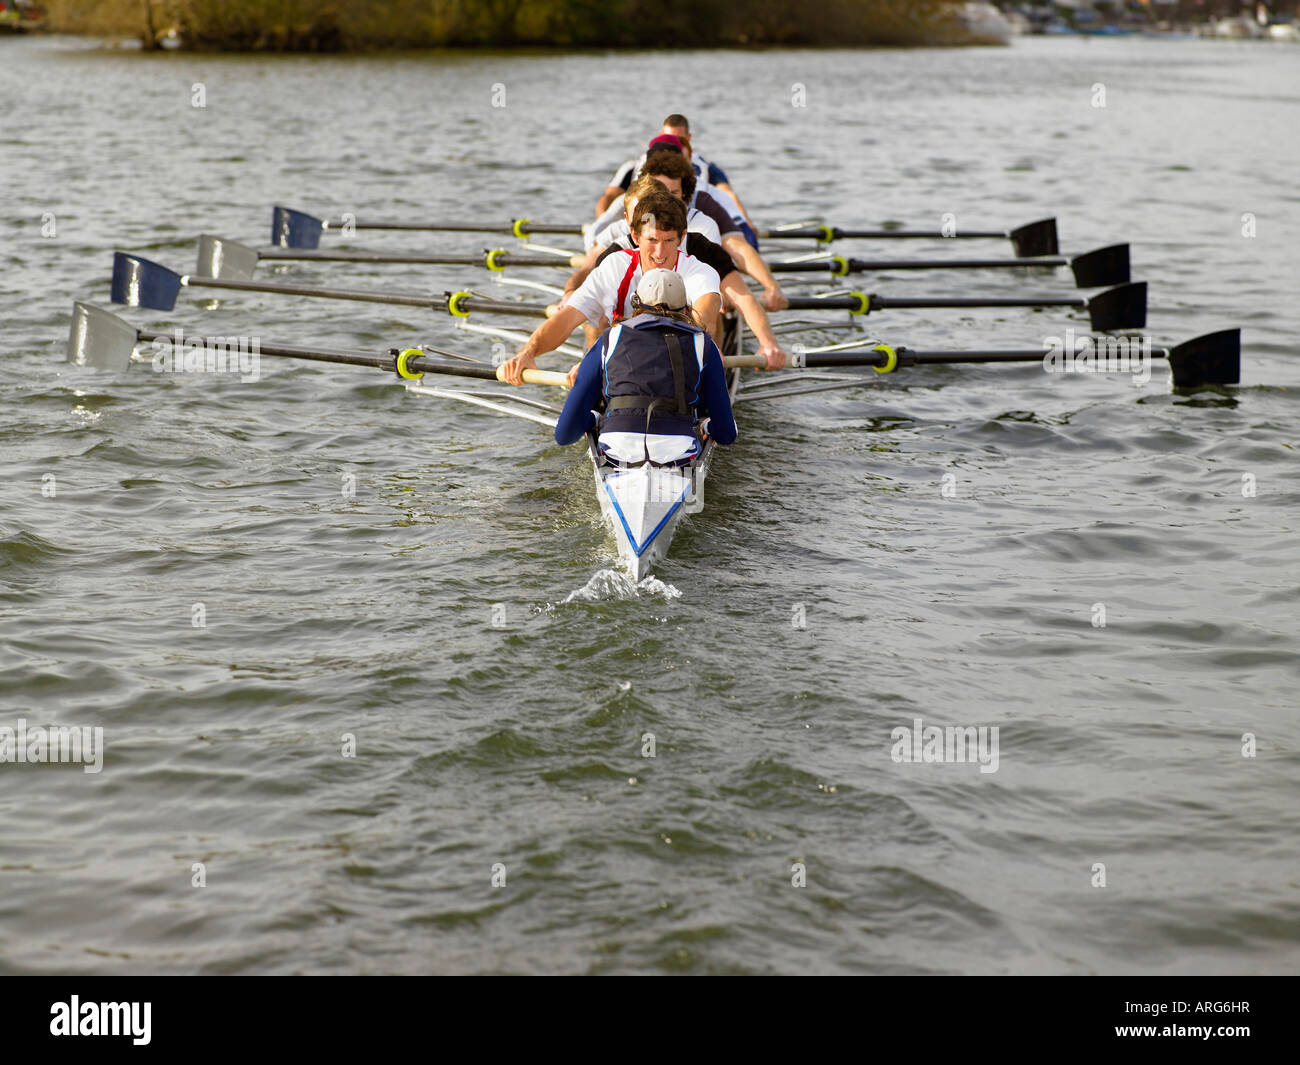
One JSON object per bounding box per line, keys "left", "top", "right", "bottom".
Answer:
{"left": 552, "top": 267, "right": 737, "bottom": 469}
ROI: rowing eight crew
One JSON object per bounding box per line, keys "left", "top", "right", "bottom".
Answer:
{"left": 499, "top": 129, "right": 788, "bottom": 384}
{"left": 553, "top": 266, "right": 737, "bottom": 466}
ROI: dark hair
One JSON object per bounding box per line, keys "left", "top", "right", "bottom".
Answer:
{"left": 662, "top": 113, "right": 690, "bottom": 131}
{"left": 640, "top": 149, "right": 695, "bottom": 202}
{"left": 630, "top": 190, "right": 688, "bottom": 239}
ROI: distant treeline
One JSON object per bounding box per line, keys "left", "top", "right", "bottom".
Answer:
{"left": 43, "top": 0, "right": 981, "bottom": 51}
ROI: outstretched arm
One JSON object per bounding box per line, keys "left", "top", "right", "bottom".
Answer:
{"left": 499, "top": 305, "right": 588, "bottom": 386}
{"left": 721, "top": 273, "right": 786, "bottom": 370}
{"left": 722, "top": 233, "right": 787, "bottom": 312}
{"left": 691, "top": 291, "right": 722, "bottom": 338}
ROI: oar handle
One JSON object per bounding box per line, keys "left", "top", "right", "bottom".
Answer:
{"left": 783, "top": 295, "right": 869, "bottom": 312}
{"left": 722, "top": 355, "right": 768, "bottom": 369}
{"left": 513, "top": 367, "right": 571, "bottom": 387}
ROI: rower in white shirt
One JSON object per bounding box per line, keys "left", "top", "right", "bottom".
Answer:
{"left": 567, "top": 177, "right": 787, "bottom": 371}
{"left": 499, "top": 193, "right": 720, "bottom": 387}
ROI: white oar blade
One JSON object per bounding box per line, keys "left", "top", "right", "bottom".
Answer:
{"left": 196, "top": 235, "right": 258, "bottom": 280}
{"left": 66, "top": 302, "right": 137, "bottom": 371}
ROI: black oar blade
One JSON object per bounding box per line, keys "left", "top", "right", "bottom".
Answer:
{"left": 1167, "top": 329, "right": 1241, "bottom": 388}
{"left": 197, "top": 235, "right": 259, "bottom": 281}
{"left": 66, "top": 302, "right": 138, "bottom": 371}
{"left": 1070, "top": 244, "right": 1130, "bottom": 288}
{"left": 1087, "top": 282, "right": 1146, "bottom": 331}
{"left": 1010, "top": 218, "right": 1058, "bottom": 258}
{"left": 112, "top": 252, "right": 182, "bottom": 311}
{"left": 271, "top": 205, "right": 324, "bottom": 249}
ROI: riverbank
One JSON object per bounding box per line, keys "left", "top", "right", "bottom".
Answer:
{"left": 38, "top": 0, "right": 1000, "bottom": 51}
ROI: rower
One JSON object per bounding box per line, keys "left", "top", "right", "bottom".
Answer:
{"left": 499, "top": 194, "right": 720, "bottom": 387}
{"left": 570, "top": 178, "right": 786, "bottom": 370}
{"left": 596, "top": 114, "right": 754, "bottom": 242}
{"left": 595, "top": 132, "right": 752, "bottom": 247}
{"left": 589, "top": 147, "right": 787, "bottom": 314}
{"left": 658, "top": 115, "right": 755, "bottom": 239}
{"left": 553, "top": 268, "right": 737, "bottom": 468}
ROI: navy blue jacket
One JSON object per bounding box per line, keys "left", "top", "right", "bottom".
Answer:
{"left": 553, "top": 317, "right": 737, "bottom": 447}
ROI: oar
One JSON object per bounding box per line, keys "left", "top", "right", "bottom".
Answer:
{"left": 272, "top": 206, "right": 582, "bottom": 249}
{"left": 65, "top": 302, "right": 568, "bottom": 384}
{"left": 759, "top": 217, "right": 1059, "bottom": 257}
{"left": 442, "top": 287, "right": 1144, "bottom": 332}
{"left": 441, "top": 282, "right": 1146, "bottom": 331}
{"left": 769, "top": 243, "right": 1128, "bottom": 288}
{"left": 111, "top": 252, "right": 548, "bottom": 318}
{"left": 782, "top": 282, "right": 1146, "bottom": 331}
{"left": 272, "top": 207, "right": 1060, "bottom": 258}
{"left": 197, "top": 235, "right": 580, "bottom": 281}
{"left": 121, "top": 246, "right": 1144, "bottom": 332}
{"left": 433, "top": 282, "right": 1148, "bottom": 332}
{"left": 741, "top": 329, "right": 1238, "bottom": 389}
{"left": 220, "top": 233, "right": 1125, "bottom": 289}
{"left": 67, "top": 302, "right": 1238, "bottom": 391}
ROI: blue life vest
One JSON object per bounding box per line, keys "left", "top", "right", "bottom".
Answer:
{"left": 599, "top": 315, "right": 707, "bottom": 438}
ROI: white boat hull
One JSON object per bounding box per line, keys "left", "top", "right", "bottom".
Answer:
{"left": 594, "top": 461, "right": 699, "bottom": 581}
{"left": 588, "top": 318, "right": 742, "bottom": 580}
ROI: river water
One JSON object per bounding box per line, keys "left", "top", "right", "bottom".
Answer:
{"left": 2, "top": 34, "right": 1297, "bottom": 975}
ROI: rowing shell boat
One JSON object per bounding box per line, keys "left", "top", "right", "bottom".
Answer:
{"left": 591, "top": 317, "right": 743, "bottom": 581}
{"left": 73, "top": 206, "right": 1244, "bottom": 586}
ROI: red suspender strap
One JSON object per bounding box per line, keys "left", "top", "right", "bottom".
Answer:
{"left": 612, "top": 249, "right": 640, "bottom": 324}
